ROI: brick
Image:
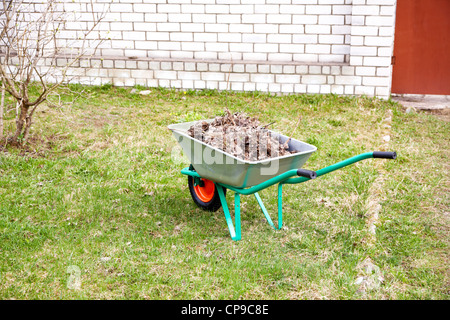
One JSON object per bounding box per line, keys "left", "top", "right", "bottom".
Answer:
{"left": 280, "top": 25, "right": 304, "bottom": 34}
{"left": 302, "top": 75, "right": 327, "bottom": 84}
{"left": 146, "top": 32, "right": 170, "bottom": 41}
{"left": 293, "top": 34, "right": 318, "bottom": 44}
{"left": 269, "top": 83, "right": 281, "bottom": 92}
{"left": 158, "top": 41, "right": 181, "bottom": 50}
{"left": 375, "top": 86, "right": 390, "bottom": 98}
{"left": 319, "top": 54, "right": 345, "bottom": 63}
{"left": 364, "top": 36, "right": 393, "bottom": 47}
{"left": 205, "top": 23, "right": 228, "bottom": 32}
{"left": 305, "top": 25, "right": 331, "bottom": 34}
{"left": 267, "top": 14, "right": 292, "bottom": 24}
{"left": 268, "top": 53, "right": 292, "bottom": 61}
{"left": 123, "top": 32, "right": 146, "bottom": 41}
{"left": 230, "top": 5, "right": 254, "bottom": 14}
{"left": 254, "top": 5, "right": 279, "bottom": 14}
{"left": 355, "top": 67, "right": 376, "bottom": 76}
{"left": 134, "top": 23, "right": 157, "bottom": 31}
{"left": 280, "top": 5, "right": 305, "bottom": 14}
{"left": 362, "top": 76, "right": 389, "bottom": 86}
{"left": 377, "top": 47, "right": 393, "bottom": 57}
{"left": 230, "top": 43, "right": 253, "bottom": 52}
{"left": 283, "top": 65, "right": 296, "bottom": 74}
{"left": 205, "top": 42, "right": 228, "bottom": 52}
{"left": 205, "top": 5, "right": 229, "bottom": 14}
{"left": 246, "top": 64, "right": 258, "bottom": 73}
{"left": 145, "top": 13, "right": 167, "bottom": 22}
{"left": 193, "top": 14, "right": 216, "bottom": 23}
{"left": 292, "top": 14, "right": 318, "bottom": 24}
{"left": 255, "top": 24, "right": 279, "bottom": 34}
{"left": 134, "top": 3, "right": 157, "bottom": 13}
{"left": 181, "top": 4, "right": 205, "bottom": 13}
{"left": 281, "top": 83, "right": 295, "bottom": 93}
{"left": 351, "top": 15, "right": 365, "bottom": 26}
{"left": 217, "top": 14, "right": 241, "bottom": 23}
{"left": 350, "top": 46, "right": 377, "bottom": 56}
{"left": 251, "top": 74, "right": 275, "bottom": 83}
{"left": 309, "top": 66, "right": 322, "bottom": 74}
{"left": 363, "top": 56, "right": 391, "bottom": 67}
{"left": 242, "top": 34, "right": 266, "bottom": 43}
{"left": 229, "top": 73, "right": 250, "bottom": 82}
{"left": 154, "top": 70, "right": 177, "bottom": 80}
{"left": 182, "top": 42, "right": 204, "bottom": 51}
{"left": 330, "top": 85, "right": 344, "bottom": 94}
{"left": 280, "top": 44, "right": 305, "bottom": 53}
{"left": 121, "top": 13, "right": 145, "bottom": 22}
{"left": 242, "top": 14, "right": 266, "bottom": 24}
{"left": 218, "top": 33, "right": 241, "bottom": 42}
{"left": 268, "top": 34, "right": 292, "bottom": 43}
{"left": 271, "top": 65, "right": 283, "bottom": 74}
{"left": 243, "top": 53, "right": 267, "bottom": 60}
{"left": 376, "top": 67, "right": 391, "bottom": 76}
{"left": 230, "top": 24, "right": 253, "bottom": 33}
{"left": 131, "top": 69, "right": 152, "bottom": 78}
{"left": 306, "top": 5, "right": 332, "bottom": 14}
{"left": 258, "top": 65, "right": 270, "bottom": 73}
{"left": 178, "top": 71, "right": 201, "bottom": 80}
{"left": 319, "top": 34, "right": 344, "bottom": 44}
{"left": 305, "top": 44, "right": 331, "bottom": 54}
{"left": 365, "top": 16, "right": 394, "bottom": 26}
{"left": 294, "top": 84, "right": 307, "bottom": 93}
{"left": 110, "top": 3, "right": 133, "bottom": 12}
{"left": 332, "top": 5, "right": 352, "bottom": 14}
{"left": 335, "top": 76, "right": 361, "bottom": 85}
{"left": 318, "top": 15, "right": 345, "bottom": 25}
{"left": 194, "top": 33, "right": 217, "bottom": 42}
{"left": 233, "top": 64, "right": 245, "bottom": 72}
{"left": 255, "top": 43, "right": 279, "bottom": 53}
{"left": 352, "top": 5, "right": 380, "bottom": 16}
{"left": 355, "top": 86, "right": 375, "bottom": 96}
{"left": 351, "top": 26, "right": 379, "bottom": 36}
{"left": 293, "top": 54, "right": 318, "bottom": 62}
{"left": 180, "top": 23, "right": 204, "bottom": 32}
{"left": 158, "top": 4, "right": 181, "bottom": 13}
{"left": 244, "top": 82, "right": 256, "bottom": 92}
{"left": 170, "top": 32, "right": 193, "bottom": 41}
{"left": 306, "top": 84, "right": 321, "bottom": 93}
{"left": 276, "top": 74, "right": 301, "bottom": 83}
{"left": 168, "top": 13, "right": 191, "bottom": 22}
{"left": 194, "top": 52, "right": 218, "bottom": 59}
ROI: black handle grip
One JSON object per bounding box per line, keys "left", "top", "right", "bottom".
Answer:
{"left": 297, "top": 169, "right": 317, "bottom": 179}
{"left": 373, "top": 151, "right": 397, "bottom": 159}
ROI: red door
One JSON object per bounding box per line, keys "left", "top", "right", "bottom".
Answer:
{"left": 391, "top": 0, "right": 450, "bottom": 95}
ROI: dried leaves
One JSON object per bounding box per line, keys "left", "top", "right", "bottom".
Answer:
{"left": 187, "top": 109, "right": 299, "bottom": 161}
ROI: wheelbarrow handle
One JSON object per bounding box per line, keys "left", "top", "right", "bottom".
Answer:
{"left": 297, "top": 169, "right": 317, "bottom": 179}
{"left": 373, "top": 151, "right": 397, "bottom": 159}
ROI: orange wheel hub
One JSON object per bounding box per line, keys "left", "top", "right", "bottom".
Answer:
{"left": 193, "top": 179, "right": 215, "bottom": 202}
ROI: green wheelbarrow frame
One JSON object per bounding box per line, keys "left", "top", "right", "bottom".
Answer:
{"left": 181, "top": 151, "right": 397, "bottom": 241}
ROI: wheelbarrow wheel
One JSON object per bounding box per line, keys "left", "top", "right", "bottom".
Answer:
{"left": 188, "top": 176, "right": 224, "bottom": 212}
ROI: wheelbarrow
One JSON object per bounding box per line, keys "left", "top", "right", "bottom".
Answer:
{"left": 169, "top": 120, "right": 397, "bottom": 241}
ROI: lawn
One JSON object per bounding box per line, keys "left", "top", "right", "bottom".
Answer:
{"left": 0, "top": 85, "right": 448, "bottom": 299}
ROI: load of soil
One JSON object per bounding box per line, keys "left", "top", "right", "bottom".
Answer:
{"left": 187, "top": 109, "right": 299, "bottom": 161}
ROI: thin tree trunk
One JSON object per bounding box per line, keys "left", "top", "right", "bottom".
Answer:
{"left": 0, "top": 82, "right": 4, "bottom": 140}
{"left": 11, "top": 101, "right": 27, "bottom": 146}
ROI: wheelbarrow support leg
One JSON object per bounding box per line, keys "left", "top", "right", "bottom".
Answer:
{"left": 253, "top": 183, "right": 283, "bottom": 230}
{"left": 217, "top": 185, "right": 241, "bottom": 241}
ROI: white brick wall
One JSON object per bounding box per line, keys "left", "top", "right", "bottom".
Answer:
{"left": 43, "top": 0, "right": 398, "bottom": 99}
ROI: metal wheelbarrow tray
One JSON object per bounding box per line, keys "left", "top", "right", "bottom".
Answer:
{"left": 169, "top": 119, "right": 397, "bottom": 241}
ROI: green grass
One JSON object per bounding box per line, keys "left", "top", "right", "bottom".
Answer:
{"left": 0, "top": 85, "right": 448, "bottom": 299}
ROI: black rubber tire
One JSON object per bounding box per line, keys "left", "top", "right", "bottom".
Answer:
{"left": 188, "top": 175, "right": 224, "bottom": 212}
